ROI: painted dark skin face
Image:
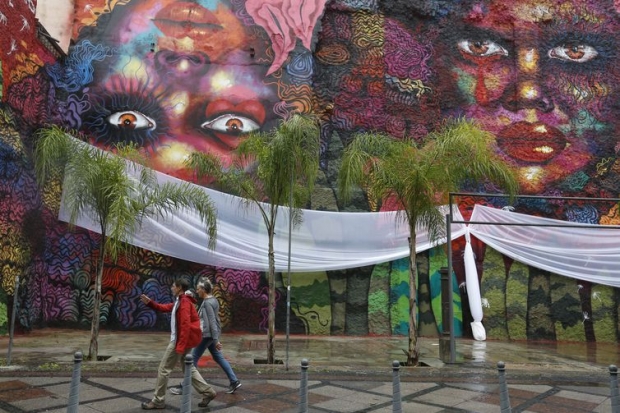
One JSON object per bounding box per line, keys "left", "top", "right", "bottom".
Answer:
{"left": 436, "top": 0, "right": 620, "bottom": 194}
{"left": 77, "top": 0, "right": 277, "bottom": 180}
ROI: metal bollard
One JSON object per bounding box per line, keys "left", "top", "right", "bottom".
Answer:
{"left": 392, "top": 360, "right": 402, "bottom": 413}
{"left": 299, "top": 358, "right": 309, "bottom": 413}
{"left": 497, "top": 361, "right": 512, "bottom": 413}
{"left": 610, "top": 365, "right": 619, "bottom": 413}
{"left": 180, "top": 354, "right": 193, "bottom": 413}
{"left": 66, "top": 351, "right": 83, "bottom": 413}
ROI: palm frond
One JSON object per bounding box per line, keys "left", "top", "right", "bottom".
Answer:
{"left": 338, "top": 132, "right": 403, "bottom": 204}
{"left": 33, "top": 125, "right": 75, "bottom": 185}
{"left": 340, "top": 118, "right": 518, "bottom": 243}
{"left": 422, "top": 118, "right": 518, "bottom": 201}
{"left": 34, "top": 126, "right": 219, "bottom": 261}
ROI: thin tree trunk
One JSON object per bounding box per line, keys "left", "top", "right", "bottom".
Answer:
{"left": 89, "top": 236, "right": 105, "bottom": 361}
{"left": 407, "top": 228, "right": 419, "bottom": 366}
{"left": 267, "top": 230, "right": 276, "bottom": 364}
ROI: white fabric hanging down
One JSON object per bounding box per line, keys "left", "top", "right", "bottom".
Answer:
{"left": 468, "top": 205, "right": 620, "bottom": 288}
{"left": 58, "top": 164, "right": 468, "bottom": 272}
{"left": 452, "top": 204, "right": 620, "bottom": 341}
{"left": 463, "top": 229, "right": 486, "bottom": 341}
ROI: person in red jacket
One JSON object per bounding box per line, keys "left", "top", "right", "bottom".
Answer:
{"left": 139, "top": 278, "right": 217, "bottom": 410}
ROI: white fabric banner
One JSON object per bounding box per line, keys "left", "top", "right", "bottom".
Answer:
{"left": 468, "top": 205, "right": 620, "bottom": 288}
{"left": 57, "top": 144, "right": 620, "bottom": 340}
{"left": 57, "top": 152, "right": 620, "bottom": 342}
{"left": 59, "top": 166, "right": 467, "bottom": 272}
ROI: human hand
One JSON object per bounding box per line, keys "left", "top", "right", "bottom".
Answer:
{"left": 216, "top": 341, "right": 222, "bottom": 351}
{"left": 140, "top": 294, "right": 151, "bottom": 304}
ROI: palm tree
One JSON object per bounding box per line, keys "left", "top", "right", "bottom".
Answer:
{"left": 186, "top": 114, "right": 320, "bottom": 364}
{"left": 338, "top": 118, "right": 518, "bottom": 366}
{"left": 33, "top": 125, "right": 218, "bottom": 361}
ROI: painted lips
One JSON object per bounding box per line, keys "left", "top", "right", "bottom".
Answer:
{"left": 496, "top": 122, "right": 566, "bottom": 163}
{"left": 153, "top": 2, "right": 223, "bottom": 39}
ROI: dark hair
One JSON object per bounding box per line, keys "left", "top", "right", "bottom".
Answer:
{"left": 174, "top": 278, "right": 190, "bottom": 292}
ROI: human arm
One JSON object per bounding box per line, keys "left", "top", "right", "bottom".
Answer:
{"left": 175, "top": 296, "right": 193, "bottom": 354}
{"left": 204, "top": 298, "right": 220, "bottom": 342}
{"left": 140, "top": 294, "right": 174, "bottom": 312}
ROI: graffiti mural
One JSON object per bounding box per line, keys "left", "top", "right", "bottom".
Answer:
{"left": 315, "top": 0, "right": 620, "bottom": 342}
{"left": 45, "top": 0, "right": 326, "bottom": 335}
{"left": 0, "top": 0, "right": 619, "bottom": 344}
{"left": 0, "top": 0, "right": 66, "bottom": 334}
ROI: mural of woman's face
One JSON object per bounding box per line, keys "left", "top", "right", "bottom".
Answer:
{"left": 77, "top": 0, "right": 278, "bottom": 179}
{"left": 436, "top": 0, "right": 620, "bottom": 194}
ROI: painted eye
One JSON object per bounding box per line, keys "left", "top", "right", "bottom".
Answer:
{"left": 201, "top": 114, "right": 260, "bottom": 135}
{"left": 458, "top": 40, "right": 508, "bottom": 57}
{"left": 107, "top": 110, "right": 156, "bottom": 130}
{"left": 548, "top": 44, "right": 598, "bottom": 63}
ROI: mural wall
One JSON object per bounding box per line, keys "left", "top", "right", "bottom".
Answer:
{"left": 0, "top": 0, "right": 619, "bottom": 344}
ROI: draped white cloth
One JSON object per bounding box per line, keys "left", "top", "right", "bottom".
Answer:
{"left": 58, "top": 156, "right": 620, "bottom": 341}
{"left": 468, "top": 205, "right": 620, "bottom": 288}
{"left": 58, "top": 167, "right": 468, "bottom": 272}
{"left": 462, "top": 204, "right": 620, "bottom": 340}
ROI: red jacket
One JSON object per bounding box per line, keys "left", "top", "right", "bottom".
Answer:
{"left": 147, "top": 294, "right": 202, "bottom": 354}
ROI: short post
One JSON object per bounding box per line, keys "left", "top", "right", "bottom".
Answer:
{"left": 439, "top": 267, "right": 451, "bottom": 363}
{"left": 66, "top": 351, "right": 82, "bottom": 413}
{"left": 180, "top": 354, "right": 193, "bottom": 413}
{"left": 392, "top": 360, "right": 402, "bottom": 413}
{"left": 7, "top": 275, "right": 19, "bottom": 366}
{"left": 610, "top": 365, "right": 619, "bottom": 413}
{"left": 497, "top": 361, "right": 512, "bottom": 413}
{"left": 299, "top": 358, "right": 309, "bottom": 413}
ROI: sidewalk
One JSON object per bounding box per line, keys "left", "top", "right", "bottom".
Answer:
{"left": 0, "top": 329, "right": 617, "bottom": 412}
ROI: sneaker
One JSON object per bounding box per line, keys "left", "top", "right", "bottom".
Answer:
{"left": 169, "top": 384, "right": 183, "bottom": 395}
{"left": 198, "top": 393, "right": 216, "bottom": 407}
{"left": 226, "top": 381, "right": 242, "bottom": 394}
{"left": 141, "top": 401, "right": 165, "bottom": 410}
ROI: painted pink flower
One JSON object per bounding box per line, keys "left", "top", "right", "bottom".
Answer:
{"left": 246, "top": 0, "right": 327, "bottom": 75}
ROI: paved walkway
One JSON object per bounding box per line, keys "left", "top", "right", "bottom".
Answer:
{"left": 0, "top": 329, "right": 617, "bottom": 412}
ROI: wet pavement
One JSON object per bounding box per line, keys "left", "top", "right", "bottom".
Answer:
{"left": 0, "top": 328, "right": 617, "bottom": 412}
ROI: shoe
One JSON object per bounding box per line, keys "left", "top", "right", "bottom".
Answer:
{"left": 141, "top": 401, "right": 165, "bottom": 410}
{"left": 169, "top": 384, "right": 183, "bottom": 395}
{"left": 198, "top": 393, "right": 216, "bottom": 407}
{"left": 226, "top": 381, "right": 242, "bottom": 394}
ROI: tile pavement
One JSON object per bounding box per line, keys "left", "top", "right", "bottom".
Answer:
{"left": 0, "top": 329, "right": 617, "bottom": 412}
{"left": 0, "top": 373, "right": 614, "bottom": 412}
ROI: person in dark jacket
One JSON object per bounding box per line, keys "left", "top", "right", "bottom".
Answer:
{"left": 139, "top": 278, "right": 217, "bottom": 410}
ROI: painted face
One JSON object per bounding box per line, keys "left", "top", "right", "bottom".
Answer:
{"left": 436, "top": 0, "right": 620, "bottom": 194}
{"left": 76, "top": 0, "right": 278, "bottom": 179}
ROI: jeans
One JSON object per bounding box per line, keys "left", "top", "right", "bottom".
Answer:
{"left": 153, "top": 341, "right": 216, "bottom": 405}
{"left": 192, "top": 337, "right": 238, "bottom": 384}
